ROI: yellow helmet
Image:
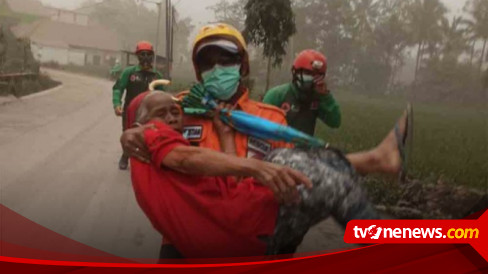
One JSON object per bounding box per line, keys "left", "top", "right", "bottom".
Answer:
{"left": 192, "top": 23, "right": 249, "bottom": 81}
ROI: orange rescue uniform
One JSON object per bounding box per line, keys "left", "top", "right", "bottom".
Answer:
{"left": 178, "top": 90, "right": 293, "bottom": 159}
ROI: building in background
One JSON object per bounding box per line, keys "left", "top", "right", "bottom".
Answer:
{"left": 50, "top": 9, "right": 90, "bottom": 26}
{"left": 6, "top": 0, "right": 122, "bottom": 67}
{"left": 11, "top": 19, "right": 122, "bottom": 66}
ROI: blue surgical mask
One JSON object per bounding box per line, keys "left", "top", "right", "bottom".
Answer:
{"left": 201, "top": 64, "right": 241, "bottom": 101}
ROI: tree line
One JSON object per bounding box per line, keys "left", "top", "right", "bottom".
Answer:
{"left": 211, "top": 0, "right": 488, "bottom": 104}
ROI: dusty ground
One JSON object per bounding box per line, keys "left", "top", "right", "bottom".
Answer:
{"left": 0, "top": 69, "right": 354, "bottom": 261}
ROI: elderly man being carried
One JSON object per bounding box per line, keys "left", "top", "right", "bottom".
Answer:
{"left": 127, "top": 90, "right": 412, "bottom": 258}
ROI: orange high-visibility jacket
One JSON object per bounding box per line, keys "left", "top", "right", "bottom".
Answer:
{"left": 177, "top": 89, "right": 293, "bottom": 159}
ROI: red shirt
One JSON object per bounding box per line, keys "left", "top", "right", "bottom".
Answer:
{"left": 130, "top": 121, "right": 279, "bottom": 258}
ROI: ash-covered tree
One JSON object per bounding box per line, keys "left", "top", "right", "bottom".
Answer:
{"left": 243, "top": 0, "right": 296, "bottom": 91}
{"left": 464, "top": 0, "right": 488, "bottom": 75}
{"left": 405, "top": 0, "right": 447, "bottom": 82}
{"left": 440, "top": 16, "right": 469, "bottom": 63}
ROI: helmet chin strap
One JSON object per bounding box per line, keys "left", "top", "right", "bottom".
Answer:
{"left": 291, "top": 68, "right": 302, "bottom": 88}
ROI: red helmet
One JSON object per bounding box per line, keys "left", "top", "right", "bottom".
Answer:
{"left": 135, "top": 41, "right": 154, "bottom": 54}
{"left": 293, "top": 49, "right": 327, "bottom": 75}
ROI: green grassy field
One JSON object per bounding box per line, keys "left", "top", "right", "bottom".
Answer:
{"left": 315, "top": 91, "right": 487, "bottom": 189}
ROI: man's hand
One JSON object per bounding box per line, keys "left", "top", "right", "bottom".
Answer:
{"left": 120, "top": 125, "right": 153, "bottom": 163}
{"left": 213, "top": 103, "right": 238, "bottom": 155}
{"left": 213, "top": 103, "right": 235, "bottom": 136}
{"left": 114, "top": 106, "right": 123, "bottom": 116}
{"left": 251, "top": 161, "right": 313, "bottom": 205}
{"left": 314, "top": 76, "right": 330, "bottom": 95}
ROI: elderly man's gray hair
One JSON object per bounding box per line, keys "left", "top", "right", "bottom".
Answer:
{"left": 134, "top": 91, "right": 166, "bottom": 124}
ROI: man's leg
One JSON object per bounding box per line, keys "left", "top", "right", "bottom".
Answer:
{"left": 119, "top": 106, "right": 129, "bottom": 170}
{"left": 345, "top": 128, "right": 401, "bottom": 176}
{"left": 345, "top": 108, "right": 410, "bottom": 176}
{"left": 264, "top": 148, "right": 380, "bottom": 255}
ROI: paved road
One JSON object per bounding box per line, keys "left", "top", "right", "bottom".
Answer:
{"left": 0, "top": 69, "right": 353, "bottom": 261}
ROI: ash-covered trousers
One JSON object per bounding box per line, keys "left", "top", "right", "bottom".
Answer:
{"left": 263, "top": 148, "right": 380, "bottom": 255}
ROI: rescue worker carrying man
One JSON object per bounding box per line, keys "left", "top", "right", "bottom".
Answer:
{"left": 122, "top": 23, "right": 292, "bottom": 258}
{"left": 112, "top": 41, "right": 164, "bottom": 170}
{"left": 121, "top": 23, "right": 413, "bottom": 259}
{"left": 263, "top": 50, "right": 341, "bottom": 136}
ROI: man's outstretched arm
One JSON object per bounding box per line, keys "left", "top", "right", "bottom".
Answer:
{"left": 161, "top": 146, "right": 312, "bottom": 202}
{"left": 162, "top": 146, "right": 257, "bottom": 177}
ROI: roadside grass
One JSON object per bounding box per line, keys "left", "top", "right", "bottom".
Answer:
{"left": 315, "top": 91, "right": 487, "bottom": 190}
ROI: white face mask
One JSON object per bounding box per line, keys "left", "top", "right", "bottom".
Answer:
{"left": 301, "top": 74, "right": 314, "bottom": 82}
{"left": 296, "top": 74, "right": 315, "bottom": 92}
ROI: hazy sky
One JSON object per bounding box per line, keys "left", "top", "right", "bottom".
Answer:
{"left": 40, "top": 0, "right": 468, "bottom": 28}
{"left": 40, "top": 0, "right": 221, "bottom": 25}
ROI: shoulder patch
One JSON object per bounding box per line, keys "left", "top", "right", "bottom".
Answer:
{"left": 247, "top": 136, "right": 272, "bottom": 159}
{"left": 281, "top": 102, "right": 291, "bottom": 113}
{"left": 182, "top": 125, "right": 203, "bottom": 140}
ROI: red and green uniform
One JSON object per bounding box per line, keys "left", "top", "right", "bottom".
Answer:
{"left": 112, "top": 65, "right": 164, "bottom": 129}
{"left": 263, "top": 83, "right": 341, "bottom": 136}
